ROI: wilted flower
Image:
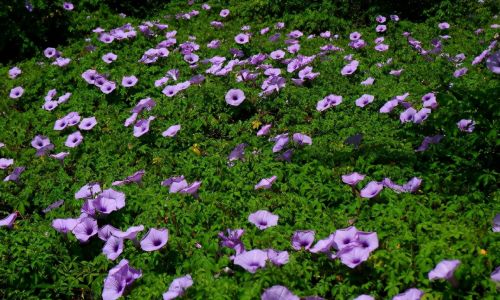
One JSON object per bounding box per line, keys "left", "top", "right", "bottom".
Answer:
{"left": 0, "top": 212, "right": 17, "bottom": 228}
{"left": 453, "top": 68, "right": 468, "bottom": 78}
{"left": 140, "top": 228, "right": 169, "bottom": 251}
{"left": 255, "top": 176, "right": 277, "bottom": 190}
{"left": 50, "top": 152, "right": 70, "bottom": 161}
{"left": 4, "top": 167, "right": 26, "bottom": 182}
{"left": 292, "top": 133, "right": 312, "bottom": 145}
{"left": 248, "top": 210, "right": 279, "bottom": 230}
{"left": 162, "top": 124, "right": 181, "bottom": 137}
{"left": 491, "top": 267, "right": 500, "bottom": 282}
{"left": 257, "top": 124, "right": 272, "bottom": 136}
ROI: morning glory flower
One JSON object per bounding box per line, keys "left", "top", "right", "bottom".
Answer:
{"left": 333, "top": 226, "right": 359, "bottom": 250}
{"left": 162, "top": 125, "right": 181, "bottom": 137}
{"left": 379, "top": 99, "right": 399, "bottom": 113}
{"left": 218, "top": 228, "right": 245, "bottom": 255}
{"left": 350, "top": 32, "right": 362, "bottom": 41}
{"left": 486, "top": 51, "right": 500, "bottom": 74}
{"left": 225, "top": 89, "right": 246, "bottom": 106}
{"left": 255, "top": 176, "right": 277, "bottom": 190}
{"left": 292, "top": 133, "right": 312, "bottom": 145}
{"left": 235, "top": 33, "right": 250, "bottom": 44}
{"left": 248, "top": 210, "right": 279, "bottom": 230}
{"left": 103, "top": 236, "right": 124, "bottom": 260}
{"left": 491, "top": 267, "right": 500, "bottom": 282}
{"left": 8, "top": 67, "right": 21, "bottom": 79}
{"left": 355, "top": 94, "right": 375, "bottom": 108}
{"left": 270, "top": 50, "right": 286, "bottom": 60}
{"left": 360, "top": 181, "right": 384, "bottom": 198}
{"left": 428, "top": 259, "right": 461, "bottom": 282}
{"left": 492, "top": 214, "right": 500, "bottom": 232}
{"left": 133, "top": 116, "right": 155, "bottom": 137}
{"left": 316, "top": 94, "right": 342, "bottom": 112}
{"left": 102, "top": 260, "right": 141, "bottom": 300}
{"left": 163, "top": 275, "right": 193, "bottom": 300}
{"left": 228, "top": 143, "right": 246, "bottom": 162}
{"left": 140, "top": 228, "right": 169, "bottom": 251}
{"left": 63, "top": 2, "right": 74, "bottom": 10}
{"left": 44, "top": 47, "right": 58, "bottom": 58}
{"left": 0, "top": 212, "right": 17, "bottom": 228}
{"left": 219, "top": 9, "right": 230, "bottom": 17}
{"left": 291, "top": 230, "right": 315, "bottom": 250}
{"left": 113, "top": 225, "right": 145, "bottom": 240}
{"left": 0, "top": 158, "right": 14, "bottom": 169}
{"left": 341, "top": 60, "right": 359, "bottom": 76}
{"left": 357, "top": 231, "right": 379, "bottom": 253}
{"left": 438, "top": 22, "right": 450, "bottom": 29}
{"left": 267, "top": 249, "right": 289, "bottom": 266}
{"left": 112, "top": 170, "right": 145, "bottom": 186}
{"left": 342, "top": 172, "right": 365, "bottom": 186}
{"left": 100, "top": 81, "right": 116, "bottom": 94}
{"left": 361, "top": 77, "right": 375, "bottom": 85}
{"left": 75, "top": 182, "right": 101, "bottom": 199}
{"left": 453, "top": 68, "right": 468, "bottom": 78}
{"left": 9, "top": 86, "right": 24, "bottom": 99}
{"left": 261, "top": 286, "right": 299, "bottom": 300}
{"left": 65, "top": 131, "right": 83, "bottom": 148}
{"left": 79, "top": 117, "right": 97, "bottom": 130}
{"left": 309, "top": 234, "right": 335, "bottom": 254}
{"left": 400, "top": 107, "right": 417, "bottom": 123}
{"left": 121, "top": 75, "right": 138, "bottom": 87}
{"left": 4, "top": 167, "right": 25, "bottom": 182}
{"left": 233, "top": 249, "right": 268, "bottom": 273}
{"left": 338, "top": 245, "right": 370, "bottom": 268}
{"left": 42, "top": 200, "right": 64, "bottom": 213}
{"left": 457, "top": 119, "right": 475, "bottom": 132}
{"left": 72, "top": 217, "right": 98, "bottom": 242}
{"left": 52, "top": 218, "right": 78, "bottom": 233}
{"left": 257, "top": 124, "right": 272, "bottom": 136}
{"left": 393, "top": 288, "right": 424, "bottom": 300}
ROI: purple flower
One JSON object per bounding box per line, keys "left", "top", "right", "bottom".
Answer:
{"left": 179, "top": 181, "right": 201, "bottom": 195}
{"left": 112, "top": 170, "right": 145, "bottom": 186}
{"left": 228, "top": 143, "right": 246, "bottom": 162}
{"left": 338, "top": 246, "right": 370, "bottom": 268}
{"left": 393, "top": 288, "right": 424, "bottom": 300}
{"left": 255, "top": 176, "right": 277, "bottom": 190}
{"left": 457, "top": 119, "right": 475, "bottom": 133}
{"left": 9, "top": 86, "right": 24, "bottom": 99}
{"left": 316, "top": 94, "right": 343, "bottom": 112}
{"left": 438, "top": 22, "right": 450, "bottom": 30}
{"left": 112, "top": 225, "right": 145, "bottom": 240}
{"left": 376, "top": 25, "right": 387, "bottom": 33}
{"left": 4, "top": 166, "right": 25, "bottom": 182}
{"left": 453, "top": 67, "right": 468, "bottom": 78}
{"left": 79, "top": 117, "right": 97, "bottom": 130}
{"left": 102, "top": 53, "right": 117, "bottom": 64}
{"left": 492, "top": 214, "right": 500, "bottom": 232}
{"left": 422, "top": 92, "right": 437, "bottom": 109}
{"left": 8, "top": 67, "right": 22, "bottom": 79}
{"left": 292, "top": 133, "right": 312, "bottom": 145}
{"left": 133, "top": 116, "right": 155, "bottom": 137}
{"left": 376, "top": 15, "right": 386, "bottom": 23}
{"left": 31, "top": 135, "right": 51, "bottom": 150}
{"left": 103, "top": 236, "right": 124, "bottom": 260}
{"left": 0, "top": 158, "right": 13, "bottom": 169}
{"left": 52, "top": 57, "right": 71, "bottom": 67}
{"left": 75, "top": 182, "right": 101, "bottom": 199}
{"left": 50, "top": 152, "right": 70, "bottom": 161}
{"left": 261, "top": 285, "right": 300, "bottom": 300}
{"left": 309, "top": 234, "right": 335, "bottom": 254}
{"left": 0, "top": 212, "right": 17, "bottom": 228}
{"left": 52, "top": 218, "right": 78, "bottom": 233}
{"left": 235, "top": 33, "right": 250, "bottom": 44}
{"left": 121, "top": 76, "right": 138, "bottom": 87}
{"left": 82, "top": 69, "right": 98, "bottom": 84}
{"left": 72, "top": 217, "right": 98, "bottom": 242}
{"left": 380, "top": 99, "right": 399, "bottom": 113}
{"left": 375, "top": 43, "right": 389, "bottom": 52}
{"left": 390, "top": 15, "right": 399, "bottom": 21}
{"left": 257, "top": 124, "right": 272, "bottom": 136}
{"left": 218, "top": 229, "right": 245, "bottom": 255}
{"left": 341, "top": 60, "right": 359, "bottom": 76}
{"left": 225, "top": 89, "right": 246, "bottom": 106}
{"left": 486, "top": 51, "right": 500, "bottom": 74}
{"left": 140, "top": 228, "right": 168, "bottom": 251}
{"left": 233, "top": 249, "right": 268, "bottom": 273}
{"left": 248, "top": 210, "right": 279, "bottom": 230}
{"left": 355, "top": 94, "right": 375, "bottom": 108}
{"left": 333, "top": 226, "right": 359, "bottom": 250}
{"left": 400, "top": 107, "right": 417, "bottom": 123}
{"left": 428, "top": 259, "right": 461, "bottom": 281}
{"left": 402, "top": 177, "right": 422, "bottom": 193}
{"left": 357, "top": 231, "right": 379, "bottom": 253}
{"left": 65, "top": 131, "right": 83, "bottom": 148}
{"left": 219, "top": 9, "right": 230, "bottom": 17}
{"left": 267, "top": 249, "right": 289, "bottom": 266}
{"left": 291, "top": 230, "right": 315, "bottom": 250}
{"left": 44, "top": 47, "right": 58, "bottom": 58}
{"left": 63, "top": 2, "right": 74, "bottom": 10}
{"left": 163, "top": 85, "right": 179, "bottom": 97}
{"left": 103, "top": 260, "right": 142, "bottom": 300}
{"left": 270, "top": 50, "right": 285, "bottom": 60}
{"left": 58, "top": 92, "right": 71, "bottom": 104}
{"left": 342, "top": 172, "right": 365, "bottom": 186}
{"left": 361, "top": 77, "right": 375, "bottom": 85}
{"left": 360, "top": 181, "right": 384, "bottom": 198}
{"left": 162, "top": 176, "right": 188, "bottom": 193}
{"left": 350, "top": 32, "right": 362, "bottom": 41}
{"left": 42, "top": 199, "right": 64, "bottom": 214}
{"left": 354, "top": 296, "right": 374, "bottom": 300}
{"left": 163, "top": 275, "right": 193, "bottom": 300}
{"left": 491, "top": 267, "right": 500, "bottom": 282}
{"left": 100, "top": 81, "right": 116, "bottom": 94}
{"left": 416, "top": 135, "right": 443, "bottom": 152}
{"left": 162, "top": 125, "right": 181, "bottom": 137}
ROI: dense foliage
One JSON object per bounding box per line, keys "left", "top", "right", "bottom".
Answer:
{"left": 0, "top": 1, "right": 499, "bottom": 299}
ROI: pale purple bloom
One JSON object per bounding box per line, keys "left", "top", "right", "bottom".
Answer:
{"left": 133, "top": 116, "right": 155, "bottom": 137}
{"left": 390, "top": 15, "right": 399, "bottom": 21}
{"left": 228, "top": 143, "right": 246, "bottom": 162}
{"left": 457, "top": 119, "right": 475, "bottom": 133}
{"left": 403, "top": 177, "right": 422, "bottom": 193}
{"left": 360, "top": 181, "right": 384, "bottom": 198}
{"left": 82, "top": 69, "right": 98, "bottom": 84}
{"left": 79, "top": 117, "right": 97, "bottom": 130}
{"left": 438, "top": 22, "right": 450, "bottom": 30}
{"left": 65, "top": 131, "right": 83, "bottom": 148}
{"left": 235, "top": 33, "right": 250, "bottom": 44}
{"left": 112, "top": 225, "right": 145, "bottom": 240}
{"left": 44, "top": 47, "right": 58, "bottom": 58}
{"left": 333, "top": 226, "right": 359, "bottom": 250}
{"left": 453, "top": 68, "right": 468, "bottom": 78}
{"left": 376, "top": 25, "right": 387, "bottom": 33}
{"left": 121, "top": 76, "right": 138, "bottom": 87}
{"left": 257, "top": 124, "right": 272, "bottom": 136}
{"left": 393, "top": 288, "right": 424, "bottom": 300}
{"left": 179, "top": 181, "right": 201, "bottom": 195}
{"left": 42, "top": 200, "right": 64, "bottom": 214}
{"left": 0, "top": 158, "right": 13, "bottom": 169}
{"left": 428, "top": 259, "right": 461, "bottom": 280}
{"left": 355, "top": 94, "right": 375, "bottom": 107}
{"left": 3, "top": 166, "right": 25, "bottom": 182}
{"left": 112, "top": 170, "right": 145, "bottom": 186}
{"left": 99, "top": 33, "right": 115, "bottom": 44}
{"left": 375, "top": 43, "right": 389, "bottom": 52}
{"left": 248, "top": 210, "right": 279, "bottom": 230}
{"left": 415, "top": 135, "right": 444, "bottom": 152}
{"left": 354, "top": 296, "right": 375, "bottom": 300}
{"left": 390, "top": 69, "right": 404, "bottom": 76}
{"left": 317, "top": 94, "right": 342, "bottom": 111}
{"left": 339, "top": 246, "right": 370, "bottom": 268}
{"left": 357, "top": 231, "right": 379, "bottom": 253}
{"left": 379, "top": 99, "right": 399, "bottom": 113}
{"left": 261, "top": 285, "right": 299, "bottom": 300}
{"left": 100, "top": 81, "right": 116, "bottom": 94}
{"left": 0, "top": 212, "right": 17, "bottom": 228}
{"left": 52, "top": 218, "right": 78, "bottom": 233}
{"left": 8, "top": 67, "right": 22, "bottom": 79}
{"left": 309, "top": 234, "right": 335, "bottom": 254}
{"left": 220, "top": 9, "right": 230, "bottom": 17}
{"left": 492, "top": 214, "right": 500, "bottom": 232}
{"left": 57, "top": 92, "right": 71, "bottom": 104}
{"left": 349, "top": 39, "right": 366, "bottom": 49}
{"left": 140, "top": 228, "right": 169, "bottom": 251}
{"left": 72, "top": 217, "right": 98, "bottom": 242}
{"left": 375, "top": 36, "right": 385, "bottom": 44}
{"left": 93, "top": 190, "right": 125, "bottom": 215}
{"left": 267, "top": 249, "right": 289, "bottom": 266}
{"left": 255, "top": 176, "right": 277, "bottom": 190}
{"left": 361, "top": 77, "right": 375, "bottom": 85}
{"left": 63, "top": 2, "right": 74, "bottom": 10}
{"left": 350, "top": 32, "right": 362, "bottom": 41}
{"left": 270, "top": 50, "right": 286, "bottom": 60}
{"left": 291, "top": 230, "right": 315, "bottom": 250}
{"left": 162, "top": 85, "right": 179, "bottom": 97}
{"left": 400, "top": 107, "right": 417, "bottom": 123}
{"left": 75, "top": 182, "right": 101, "bottom": 199}
{"left": 162, "top": 125, "right": 181, "bottom": 137}
{"left": 162, "top": 176, "right": 188, "bottom": 193}
{"left": 102, "top": 53, "right": 117, "bottom": 64}
{"left": 225, "top": 89, "right": 246, "bottom": 106}
{"left": 184, "top": 53, "right": 199, "bottom": 64}
{"left": 341, "top": 60, "right": 359, "bottom": 76}
{"left": 218, "top": 229, "right": 245, "bottom": 255}
{"left": 50, "top": 152, "right": 70, "bottom": 161}
{"left": 163, "top": 275, "right": 193, "bottom": 300}
{"left": 103, "top": 236, "right": 124, "bottom": 260}
{"left": 376, "top": 15, "right": 386, "bottom": 23}
{"left": 422, "top": 92, "right": 437, "bottom": 108}
{"left": 52, "top": 57, "right": 71, "bottom": 67}
{"left": 342, "top": 172, "right": 365, "bottom": 186}
{"left": 233, "top": 249, "right": 268, "bottom": 273}
{"left": 102, "top": 260, "right": 141, "bottom": 300}
{"left": 9, "top": 86, "right": 24, "bottom": 99}
{"left": 31, "top": 135, "right": 51, "bottom": 150}
{"left": 491, "top": 267, "right": 500, "bottom": 282}
{"left": 132, "top": 97, "right": 156, "bottom": 113}
{"left": 486, "top": 51, "right": 500, "bottom": 74}
{"left": 207, "top": 39, "right": 220, "bottom": 49}
{"left": 293, "top": 133, "right": 312, "bottom": 145}
{"left": 413, "top": 108, "right": 432, "bottom": 124}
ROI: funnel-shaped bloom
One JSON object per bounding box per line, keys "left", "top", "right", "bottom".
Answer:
{"left": 0, "top": 212, "right": 17, "bottom": 228}
{"left": 140, "top": 228, "right": 169, "bottom": 251}
{"left": 225, "top": 89, "right": 246, "bottom": 106}
{"left": 255, "top": 176, "right": 277, "bottom": 190}
{"left": 262, "top": 285, "right": 299, "bottom": 300}
{"left": 233, "top": 249, "right": 268, "bottom": 273}
{"left": 72, "top": 217, "right": 98, "bottom": 242}
{"left": 248, "top": 210, "right": 279, "bottom": 230}
{"left": 342, "top": 172, "right": 365, "bottom": 186}
{"left": 163, "top": 275, "right": 193, "bottom": 300}
{"left": 291, "top": 230, "right": 315, "bottom": 250}
{"left": 428, "top": 259, "right": 461, "bottom": 281}
{"left": 360, "top": 181, "right": 383, "bottom": 198}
